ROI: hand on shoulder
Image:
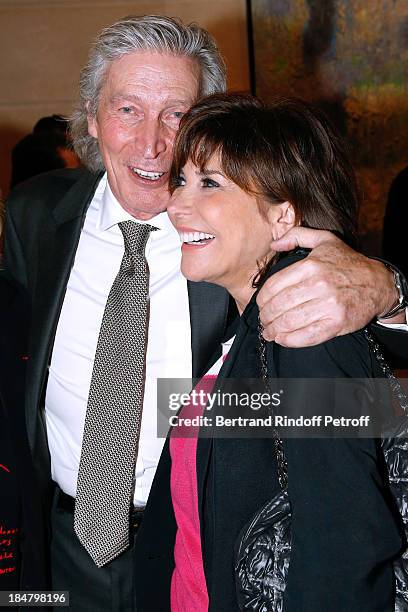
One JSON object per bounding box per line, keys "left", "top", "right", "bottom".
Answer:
{"left": 257, "top": 227, "right": 400, "bottom": 347}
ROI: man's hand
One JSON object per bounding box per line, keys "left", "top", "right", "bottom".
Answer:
{"left": 257, "top": 227, "right": 400, "bottom": 347}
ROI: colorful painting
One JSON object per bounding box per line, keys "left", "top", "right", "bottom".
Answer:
{"left": 251, "top": 0, "right": 408, "bottom": 254}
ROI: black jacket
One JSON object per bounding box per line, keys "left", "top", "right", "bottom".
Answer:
{"left": 0, "top": 272, "right": 49, "bottom": 592}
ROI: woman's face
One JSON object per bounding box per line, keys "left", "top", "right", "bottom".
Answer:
{"left": 167, "top": 155, "right": 277, "bottom": 304}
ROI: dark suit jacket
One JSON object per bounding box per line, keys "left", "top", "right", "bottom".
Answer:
{"left": 4, "top": 168, "right": 232, "bottom": 609}
{"left": 0, "top": 272, "right": 48, "bottom": 592}
{"left": 139, "top": 253, "right": 404, "bottom": 612}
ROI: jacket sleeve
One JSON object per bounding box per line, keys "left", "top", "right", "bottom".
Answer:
{"left": 3, "top": 195, "right": 29, "bottom": 289}
{"left": 3, "top": 168, "right": 92, "bottom": 292}
{"left": 371, "top": 321, "right": 408, "bottom": 363}
{"left": 369, "top": 256, "right": 408, "bottom": 364}
{"left": 268, "top": 333, "right": 403, "bottom": 612}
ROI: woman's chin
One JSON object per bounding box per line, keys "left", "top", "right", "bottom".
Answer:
{"left": 181, "top": 268, "right": 205, "bottom": 282}
{"left": 180, "top": 263, "right": 210, "bottom": 283}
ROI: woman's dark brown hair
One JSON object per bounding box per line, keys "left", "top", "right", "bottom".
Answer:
{"left": 170, "top": 93, "right": 359, "bottom": 252}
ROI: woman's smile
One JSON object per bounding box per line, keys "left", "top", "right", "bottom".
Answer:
{"left": 177, "top": 227, "right": 216, "bottom": 248}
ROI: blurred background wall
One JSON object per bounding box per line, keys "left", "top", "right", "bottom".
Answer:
{"left": 0, "top": 0, "right": 250, "bottom": 198}
{"left": 251, "top": 0, "right": 408, "bottom": 255}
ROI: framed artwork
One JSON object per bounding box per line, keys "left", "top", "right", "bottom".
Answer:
{"left": 249, "top": 0, "right": 408, "bottom": 255}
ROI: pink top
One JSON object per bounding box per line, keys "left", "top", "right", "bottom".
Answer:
{"left": 170, "top": 340, "right": 233, "bottom": 612}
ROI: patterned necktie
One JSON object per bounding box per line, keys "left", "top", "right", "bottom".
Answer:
{"left": 74, "top": 220, "right": 157, "bottom": 567}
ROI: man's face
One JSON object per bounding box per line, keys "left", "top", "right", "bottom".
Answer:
{"left": 88, "top": 51, "right": 200, "bottom": 220}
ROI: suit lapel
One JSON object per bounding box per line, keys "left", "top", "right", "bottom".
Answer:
{"left": 26, "top": 171, "right": 103, "bottom": 451}
{"left": 188, "top": 280, "right": 230, "bottom": 516}
{"left": 196, "top": 307, "right": 252, "bottom": 538}
{"left": 187, "top": 280, "right": 230, "bottom": 379}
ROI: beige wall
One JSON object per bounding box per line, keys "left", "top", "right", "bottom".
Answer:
{"left": 0, "top": 0, "right": 249, "bottom": 196}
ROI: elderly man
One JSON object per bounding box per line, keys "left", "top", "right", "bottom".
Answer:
{"left": 4, "top": 14, "right": 407, "bottom": 612}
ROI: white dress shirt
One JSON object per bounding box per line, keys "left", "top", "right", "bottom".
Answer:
{"left": 45, "top": 173, "right": 192, "bottom": 506}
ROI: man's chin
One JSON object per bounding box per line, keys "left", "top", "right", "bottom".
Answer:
{"left": 119, "top": 193, "right": 170, "bottom": 220}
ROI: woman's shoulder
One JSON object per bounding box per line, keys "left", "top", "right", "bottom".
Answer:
{"left": 270, "top": 329, "right": 378, "bottom": 378}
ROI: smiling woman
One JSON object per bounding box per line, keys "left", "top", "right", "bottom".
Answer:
{"left": 164, "top": 93, "right": 403, "bottom": 612}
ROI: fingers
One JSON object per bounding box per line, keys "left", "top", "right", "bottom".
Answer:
{"left": 271, "top": 227, "right": 338, "bottom": 252}
{"left": 259, "top": 291, "right": 344, "bottom": 344}
{"left": 260, "top": 297, "right": 332, "bottom": 340}
{"left": 257, "top": 258, "right": 327, "bottom": 311}
{"left": 272, "top": 319, "right": 342, "bottom": 348}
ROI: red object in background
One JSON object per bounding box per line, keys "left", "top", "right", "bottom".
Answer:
{"left": 0, "top": 524, "right": 19, "bottom": 585}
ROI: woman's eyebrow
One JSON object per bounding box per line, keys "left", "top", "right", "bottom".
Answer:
{"left": 198, "top": 168, "right": 226, "bottom": 178}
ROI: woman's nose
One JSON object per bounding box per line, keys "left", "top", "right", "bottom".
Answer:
{"left": 168, "top": 190, "right": 193, "bottom": 218}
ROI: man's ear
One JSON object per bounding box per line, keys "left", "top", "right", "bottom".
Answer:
{"left": 86, "top": 101, "right": 98, "bottom": 139}
{"left": 270, "top": 201, "right": 297, "bottom": 241}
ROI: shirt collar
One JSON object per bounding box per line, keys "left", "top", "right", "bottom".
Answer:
{"left": 97, "top": 172, "right": 173, "bottom": 233}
